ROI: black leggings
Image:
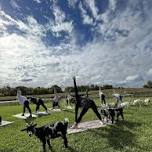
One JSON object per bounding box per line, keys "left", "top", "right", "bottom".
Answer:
{"left": 36, "top": 100, "right": 47, "bottom": 112}
{"left": 23, "top": 100, "right": 32, "bottom": 114}
{"left": 52, "top": 102, "right": 60, "bottom": 108}
{"left": 66, "top": 99, "right": 69, "bottom": 106}
{"left": 76, "top": 100, "right": 101, "bottom": 124}
{"left": 102, "top": 99, "right": 106, "bottom": 105}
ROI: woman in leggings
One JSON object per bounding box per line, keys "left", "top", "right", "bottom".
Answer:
{"left": 29, "top": 97, "right": 48, "bottom": 113}
{"left": 71, "top": 77, "right": 103, "bottom": 129}
{"left": 17, "top": 90, "right": 32, "bottom": 117}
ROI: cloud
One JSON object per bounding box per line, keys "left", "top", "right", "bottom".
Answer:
{"left": 67, "top": 0, "right": 78, "bottom": 8}
{"left": 46, "top": 3, "right": 73, "bottom": 35}
{"left": 84, "top": 0, "right": 98, "bottom": 19}
{"left": 0, "top": 0, "right": 152, "bottom": 88}
{"left": 79, "top": 2, "right": 94, "bottom": 25}
{"left": 125, "top": 75, "right": 143, "bottom": 82}
{"left": 10, "top": 0, "right": 21, "bottom": 10}
{"left": 33, "top": 0, "right": 41, "bottom": 4}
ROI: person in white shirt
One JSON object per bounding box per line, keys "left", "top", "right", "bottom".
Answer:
{"left": 17, "top": 90, "right": 32, "bottom": 116}
{"left": 112, "top": 93, "right": 123, "bottom": 107}
{"left": 52, "top": 94, "right": 60, "bottom": 109}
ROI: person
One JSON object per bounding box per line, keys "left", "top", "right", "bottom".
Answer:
{"left": 52, "top": 94, "right": 60, "bottom": 109}
{"left": 99, "top": 88, "right": 106, "bottom": 105}
{"left": 28, "top": 97, "right": 48, "bottom": 113}
{"left": 112, "top": 93, "right": 123, "bottom": 107}
{"left": 16, "top": 90, "right": 32, "bottom": 117}
{"left": 71, "top": 77, "right": 103, "bottom": 129}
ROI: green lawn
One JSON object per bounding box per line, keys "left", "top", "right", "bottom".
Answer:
{"left": 0, "top": 97, "right": 152, "bottom": 152}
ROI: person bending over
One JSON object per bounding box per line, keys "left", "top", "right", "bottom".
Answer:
{"left": 71, "top": 77, "right": 103, "bottom": 129}
{"left": 29, "top": 97, "right": 48, "bottom": 113}
{"left": 17, "top": 90, "right": 32, "bottom": 117}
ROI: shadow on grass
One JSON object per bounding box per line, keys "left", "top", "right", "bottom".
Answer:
{"left": 88, "top": 120, "right": 142, "bottom": 150}
{"left": 67, "top": 146, "right": 80, "bottom": 152}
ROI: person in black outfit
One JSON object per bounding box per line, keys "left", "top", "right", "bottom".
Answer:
{"left": 29, "top": 97, "right": 48, "bottom": 113}
{"left": 99, "top": 88, "right": 106, "bottom": 105}
{"left": 71, "top": 77, "right": 103, "bottom": 129}
{"left": 101, "top": 93, "right": 106, "bottom": 105}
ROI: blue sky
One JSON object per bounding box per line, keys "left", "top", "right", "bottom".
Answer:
{"left": 0, "top": 0, "right": 152, "bottom": 87}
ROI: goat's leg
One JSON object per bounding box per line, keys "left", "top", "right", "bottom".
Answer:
{"left": 121, "top": 111, "right": 124, "bottom": 121}
{"left": 111, "top": 114, "right": 114, "bottom": 124}
{"left": 116, "top": 113, "right": 119, "bottom": 122}
{"left": 36, "top": 104, "right": 40, "bottom": 112}
{"left": 62, "top": 135, "right": 68, "bottom": 148}
{"left": 42, "top": 140, "right": 46, "bottom": 152}
{"left": 47, "top": 139, "right": 52, "bottom": 150}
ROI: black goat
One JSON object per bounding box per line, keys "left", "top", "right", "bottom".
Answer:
{"left": 21, "top": 119, "right": 69, "bottom": 152}
{"left": 100, "top": 107, "right": 124, "bottom": 124}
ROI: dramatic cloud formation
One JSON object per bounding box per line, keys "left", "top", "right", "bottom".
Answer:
{"left": 0, "top": 0, "right": 152, "bottom": 87}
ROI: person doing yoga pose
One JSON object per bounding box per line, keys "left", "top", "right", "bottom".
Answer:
{"left": 71, "top": 77, "right": 103, "bottom": 129}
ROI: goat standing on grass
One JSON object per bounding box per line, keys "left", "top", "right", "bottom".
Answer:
{"left": 100, "top": 106, "right": 124, "bottom": 124}
{"left": 21, "top": 118, "right": 69, "bottom": 152}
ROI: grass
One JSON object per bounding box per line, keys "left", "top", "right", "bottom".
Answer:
{"left": 0, "top": 97, "right": 152, "bottom": 152}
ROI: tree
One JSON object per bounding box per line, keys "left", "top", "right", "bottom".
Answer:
{"left": 143, "top": 81, "right": 152, "bottom": 88}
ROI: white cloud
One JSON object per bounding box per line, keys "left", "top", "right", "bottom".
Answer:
{"left": 84, "top": 0, "right": 98, "bottom": 19}
{"left": 67, "top": 0, "right": 78, "bottom": 8}
{"left": 10, "top": 0, "right": 21, "bottom": 10}
{"left": 79, "top": 2, "right": 94, "bottom": 25}
{"left": 109, "top": 0, "right": 117, "bottom": 11}
{"left": 0, "top": 0, "right": 152, "bottom": 88}
{"left": 33, "top": 0, "right": 41, "bottom": 4}
{"left": 125, "top": 75, "right": 143, "bottom": 82}
{"left": 47, "top": 4, "right": 73, "bottom": 34}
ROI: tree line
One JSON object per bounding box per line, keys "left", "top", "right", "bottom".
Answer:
{"left": 0, "top": 84, "right": 114, "bottom": 96}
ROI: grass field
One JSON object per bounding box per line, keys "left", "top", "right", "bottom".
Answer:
{"left": 0, "top": 97, "right": 152, "bottom": 152}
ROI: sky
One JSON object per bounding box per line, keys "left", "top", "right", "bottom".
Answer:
{"left": 0, "top": 0, "right": 152, "bottom": 88}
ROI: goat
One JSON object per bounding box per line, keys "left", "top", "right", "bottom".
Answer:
{"left": 132, "top": 99, "right": 143, "bottom": 106}
{"left": 143, "top": 98, "right": 150, "bottom": 106}
{"left": 100, "top": 104, "right": 124, "bottom": 124}
{"left": 21, "top": 118, "right": 69, "bottom": 152}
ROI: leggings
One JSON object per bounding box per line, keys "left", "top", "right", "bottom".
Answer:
{"left": 76, "top": 99, "right": 102, "bottom": 124}
{"left": 102, "top": 99, "right": 106, "bottom": 105}
{"left": 23, "top": 100, "right": 32, "bottom": 114}
{"left": 52, "top": 101, "right": 60, "bottom": 108}
{"left": 36, "top": 99, "right": 47, "bottom": 112}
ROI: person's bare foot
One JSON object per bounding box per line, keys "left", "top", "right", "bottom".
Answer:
{"left": 71, "top": 123, "right": 79, "bottom": 129}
